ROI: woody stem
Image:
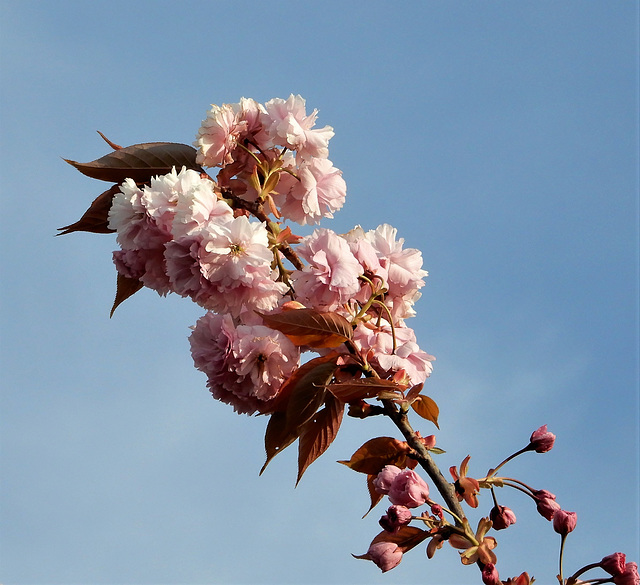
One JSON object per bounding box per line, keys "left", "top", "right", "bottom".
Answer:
{"left": 381, "top": 399, "right": 466, "bottom": 526}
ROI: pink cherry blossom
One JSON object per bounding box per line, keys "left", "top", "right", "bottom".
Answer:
{"left": 194, "top": 98, "right": 267, "bottom": 168}
{"left": 353, "top": 320, "right": 435, "bottom": 386}
{"left": 387, "top": 468, "right": 430, "bottom": 508}
{"left": 373, "top": 465, "right": 402, "bottom": 495}
{"left": 292, "top": 228, "right": 362, "bottom": 311}
{"left": 262, "top": 94, "right": 334, "bottom": 159}
{"left": 113, "top": 247, "right": 171, "bottom": 296}
{"left": 189, "top": 312, "right": 299, "bottom": 415}
{"left": 274, "top": 156, "right": 346, "bottom": 225}
{"left": 108, "top": 178, "right": 170, "bottom": 250}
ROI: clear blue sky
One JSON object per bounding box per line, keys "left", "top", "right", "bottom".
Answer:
{"left": 1, "top": 1, "right": 638, "bottom": 583}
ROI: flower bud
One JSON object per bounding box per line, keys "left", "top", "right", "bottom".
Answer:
{"left": 364, "top": 542, "right": 403, "bottom": 573}
{"left": 379, "top": 505, "right": 412, "bottom": 533}
{"left": 613, "top": 562, "right": 639, "bottom": 585}
{"left": 489, "top": 504, "right": 517, "bottom": 530}
{"left": 552, "top": 509, "right": 577, "bottom": 535}
{"left": 529, "top": 424, "right": 556, "bottom": 453}
{"left": 482, "top": 563, "right": 501, "bottom": 585}
{"left": 532, "top": 489, "right": 561, "bottom": 520}
{"left": 601, "top": 553, "right": 627, "bottom": 576}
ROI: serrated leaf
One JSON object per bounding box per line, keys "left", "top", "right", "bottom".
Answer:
{"left": 260, "top": 411, "right": 299, "bottom": 475}
{"left": 258, "top": 308, "right": 352, "bottom": 348}
{"left": 370, "top": 526, "right": 430, "bottom": 552}
{"left": 110, "top": 273, "right": 143, "bottom": 317}
{"left": 363, "top": 473, "right": 385, "bottom": 517}
{"left": 296, "top": 394, "right": 344, "bottom": 485}
{"left": 327, "top": 378, "right": 403, "bottom": 403}
{"left": 410, "top": 395, "right": 440, "bottom": 429}
{"left": 338, "top": 436, "right": 412, "bottom": 475}
{"left": 57, "top": 184, "right": 120, "bottom": 235}
{"left": 65, "top": 142, "right": 203, "bottom": 183}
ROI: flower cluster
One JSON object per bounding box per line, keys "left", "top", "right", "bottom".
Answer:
{"left": 63, "top": 95, "right": 638, "bottom": 585}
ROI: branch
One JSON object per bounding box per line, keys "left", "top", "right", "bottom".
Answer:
{"left": 381, "top": 399, "right": 466, "bottom": 525}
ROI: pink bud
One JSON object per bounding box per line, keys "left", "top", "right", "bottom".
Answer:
{"left": 529, "top": 424, "right": 556, "bottom": 453}
{"left": 379, "top": 505, "right": 412, "bottom": 533}
{"left": 490, "top": 504, "right": 517, "bottom": 530}
{"left": 388, "top": 468, "right": 430, "bottom": 508}
{"left": 482, "top": 563, "right": 501, "bottom": 585}
{"left": 532, "top": 489, "right": 561, "bottom": 520}
{"left": 365, "top": 541, "right": 403, "bottom": 572}
{"left": 613, "top": 562, "right": 639, "bottom": 585}
{"left": 373, "top": 465, "right": 402, "bottom": 495}
{"left": 601, "top": 553, "right": 627, "bottom": 576}
{"left": 552, "top": 509, "right": 577, "bottom": 535}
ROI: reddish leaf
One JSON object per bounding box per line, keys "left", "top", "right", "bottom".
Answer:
{"left": 110, "top": 273, "right": 143, "bottom": 317}
{"left": 405, "top": 382, "right": 424, "bottom": 402}
{"left": 259, "top": 308, "right": 352, "bottom": 348}
{"left": 296, "top": 394, "right": 344, "bottom": 485}
{"left": 371, "top": 526, "right": 430, "bottom": 552}
{"left": 260, "top": 355, "right": 341, "bottom": 473}
{"left": 363, "top": 473, "right": 385, "bottom": 517}
{"left": 64, "top": 141, "right": 203, "bottom": 183}
{"left": 327, "top": 378, "right": 403, "bottom": 403}
{"left": 338, "top": 436, "right": 412, "bottom": 475}
{"left": 411, "top": 395, "right": 440, "bottom": 429}
{"left": 57, "top": 184, "right": 120, "bottom": 235}
{"left": 260, "top": 411, "right": 299, "bottom": 475}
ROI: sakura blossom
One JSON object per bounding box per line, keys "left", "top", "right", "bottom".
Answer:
{"left": 291, "top": 228, "right": 362, "bottom": 311}
{"left": 274, "top": 156, "right": 346, "bottom": 225}
{"left": 194, "top": 98, "right": 267, "bottom": 168}
{"left": 262, "top": 94, "right": 334, "bottom": 159}
{"left": 356, "top": 542, "right": 403, "bottom": 573}
{"left": 189, "top": 312, "right": 300, "bottom": 415}
{"left": 528, "top": 424, "right": 556, "bottom": 453}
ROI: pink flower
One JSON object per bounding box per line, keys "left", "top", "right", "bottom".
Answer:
{"left": 532, "top": 489, "right": 561, "bottom": 520}
{"left": 274, "top": 156, "right": 346, "bottom": 225}
{"left": 373, "top": 465, "right": 402, "bottom": 495}
{"left": 262, "top": 94, "right": 334, "bottom": 159}
{"left": 552, "top": 509, "right": 577, "bottom": 535}
{"left": 194, "top": 98, "right": 266, "bottom": 168}
{"left": 387, "top": 469, "right": 430, "bottom": 508}
{"left": 189, "top": 312, "right": 300, "bottom": 415}
{"left": 109, "top": 178, "right": 170, "bottom": 250}
{"left": 352, "top": 320, "right": 434, "bottom": 386}
{"left": 528, "top": 424, "right": 556, "bottom": 453}
{"left": 613, "top": 562, "right": 639, "bottom": 585}
{"left": 601, "top": 553, "right": 627, "bottom": 576}
{"left": 482, "top": 563, "right": 501, "bottom": 585}
{"left": 358, "top": 542, "right": 403, "bottom": 573}
{"left": 489, "top": 504, "right": 517, "bottom": 530}
{"left": 113, "top": 248, "right": 171, "bottom": 296}
{"left": 292, "top": 228, "right": 362, "bottom": 311}
{"left": 379, "top": 505, "right": 412, "bottom": 533}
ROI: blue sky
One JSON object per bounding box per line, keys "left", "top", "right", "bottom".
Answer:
{"left": 1, "top": 1, "right": 638, "bottom": 584}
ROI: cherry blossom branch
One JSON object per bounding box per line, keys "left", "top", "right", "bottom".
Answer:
{"left": 380, "top": 398, "right": 466, "bottom": 525}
